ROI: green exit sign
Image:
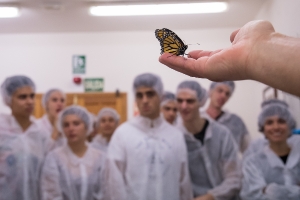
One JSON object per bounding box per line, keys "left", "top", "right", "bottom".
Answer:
{"left": 73, "top": 55, "right": 86, "bottom": 74}
{"left": 84, "top": 78, "right": 104, "bottom": 92}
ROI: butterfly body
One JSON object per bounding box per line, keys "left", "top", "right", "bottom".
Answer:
{"left": 155, "top": 28, "right": 188, "bottom": 56}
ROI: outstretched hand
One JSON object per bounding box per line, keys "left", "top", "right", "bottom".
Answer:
{"left": 159, "top": 20, "right": 275, "bottom": 82}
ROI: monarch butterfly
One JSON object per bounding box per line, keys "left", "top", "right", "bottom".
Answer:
{"left": 155, "top": 28, "right": 188, "bottom": 56}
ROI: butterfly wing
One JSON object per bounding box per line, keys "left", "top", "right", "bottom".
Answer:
{"left": 155, "top": 28, "right": 188, "bottom": 56}
{"left": 160, "top": 33, "right": 188, "bottom": 56}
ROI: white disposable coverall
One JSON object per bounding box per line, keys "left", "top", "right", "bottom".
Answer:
{"left": 0, "top": 114, "right": 49, "bottom": 200}
{"left": 41, "top": 144, "right": 108, "bottom": 200}
{"left": 240, "top": 144, "right": 300, "bottom": 200}
{"left": 91, "top": 134, "right": 109, "bottom": 153}
{"left": 107, "top": 115, "right": 193, "bottom": 200}
{"left": 178, "top": 117, "right": 242, "bottom": 200}
{"left": 202, "top": 111, "right": 250, "bottom": 153}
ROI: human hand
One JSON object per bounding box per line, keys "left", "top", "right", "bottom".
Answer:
{"left": 194, "top": 193, "right": 215, "bottom": 200}
{"left": 159, "top": 20, "right": 275, "bottom": 82}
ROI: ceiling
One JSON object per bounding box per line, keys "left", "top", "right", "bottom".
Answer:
{"left": 0, "top": 0, "right": 266, "bottom": 34}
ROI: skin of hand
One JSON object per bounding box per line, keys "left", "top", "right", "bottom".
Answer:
{"left": 159, "top": 20, "right": 300, "bottom": 97}
{"left": 194, "top": 193, "right": 215, "bottom": 200}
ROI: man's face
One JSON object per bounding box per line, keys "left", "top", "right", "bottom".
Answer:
{"left": 161, "top": 101, "right": 177, "bottom": 124}
{"left": 210, "top": 84, "right": 231, "bottom": 109}
{"left": 135, "top": 87, "right": 160, "bottom": 119}
{"left": 176, "top": 89, "right": 200, "bottom": 122}
{"left": 10, "top": 86, "right": 35, "bottom": 118}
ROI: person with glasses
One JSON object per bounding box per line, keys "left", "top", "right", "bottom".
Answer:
{"left": 107, "top": 73, "right": 192, "bottom": 200}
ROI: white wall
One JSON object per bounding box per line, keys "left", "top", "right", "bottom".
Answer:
{"left": 256, "top": 0, "right": 300, "bottom": 129}
{"left": 0, "top": 27, "right": 269, "bottom": 139}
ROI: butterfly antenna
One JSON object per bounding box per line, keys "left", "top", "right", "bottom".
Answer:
{"left": 186, "top": 43, "right": 200, "bottom": 45}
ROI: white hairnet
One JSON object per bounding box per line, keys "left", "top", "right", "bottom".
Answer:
{"left": 177, "top": 80, "right": 208, "bottom": 107}
{"left": 161, "top": 91, "right": 176, "bottom": 107}
{"left": 258, "top": 99, "right": 296, "bottom": 132}
{"left": 57, "top": 105, "right": 93, "bottom": 136}
{"left": 42, "top": 88, "right": 66, "bottom": 109}
{"left": 133, "top": 73, "right": 164, "bottom": 98}
{"left": 210, "top": 81, "right": 235, "bottom": 94}
{"left": 97, "top": 107, "right": 120, "bottom": 125}
{"left": 1, "top": 75, "right": 36, "bottom": 106}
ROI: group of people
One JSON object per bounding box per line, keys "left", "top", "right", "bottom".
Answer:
{"left": 0, "top": 72, "right": 299, "bottom": 200}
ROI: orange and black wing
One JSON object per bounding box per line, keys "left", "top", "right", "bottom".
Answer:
{"left": 160, "top": 33, "right": 188, "bottom": 56}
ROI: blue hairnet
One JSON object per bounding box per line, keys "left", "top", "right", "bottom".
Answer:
{"left": 97, "top": 107, "right": 120, "bottom": 125}
{"left": 177, "top": 80, "right": 208, "bottom": 106}
{"left": 42, "top": 88, "right": 66, "bottom": 109}
{"left": 57, "top": 105, "right": 93, "bottom": 136}
{"left": 1, "top": 75, "right": 35, "bottom": 106}
{"left": 210, "top": 81, "right": 235, "bottom": 94}
{"left": 133, "top": 73, "right": 164, "bottom": 98}
{"left": 161, "top": 91, "right": 176, "bottom": 107}
{"left": 258, "top": 99, "right": 296, "bottom": 132}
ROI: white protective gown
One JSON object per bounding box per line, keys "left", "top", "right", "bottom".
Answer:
{"left": 243, "top": 134, "right": 300, "bottom": 158}
{"left": 107, "top": 115, "right": 193, "bottom": 200}
{"left": 37, "top": 115, "right": 66, "bottom": 149}
{"left": 240, "top": 143, "right": 300, "bottom": 200}
{"left": 177, "top": 117, "right": 242, "bottom": 200}
{"left": 202, "top": 111, "right": 251, "bottom": 153}
{"left": 41, "top": 144, "right": 108, "bottom": 200}
{"left": 0, "top": 114, "right": 49, "bottom": 200}
{"left": 91, "top": 134, "right": 109, "bottom": 153}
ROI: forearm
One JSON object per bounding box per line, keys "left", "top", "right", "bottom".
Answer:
{"left": 250, "top": 33, "right": 300, "bottom": 96}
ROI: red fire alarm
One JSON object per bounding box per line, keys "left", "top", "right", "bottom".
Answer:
{"left": 73, "top": 77, "right": 82, "bottom": 84}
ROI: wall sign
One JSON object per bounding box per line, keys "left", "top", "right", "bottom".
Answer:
{"left": 84, "top": 78, "right": 104, "bottom": 92}
{"left": 73, "top": 55, "right": 86, "bottom": 74}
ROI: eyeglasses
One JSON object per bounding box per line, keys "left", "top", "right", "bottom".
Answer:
{"left": 136, "top": 91, "right": 156, "bottom": 99}
{"left": 176, "top": 98, "right": 196, "bottom": 104}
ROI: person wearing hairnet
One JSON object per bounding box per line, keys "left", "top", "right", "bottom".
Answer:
{"left": 240, "top": 99, "right": 300, "bottom": 200}
{"left": 107, "top": 73, "right": 192, "bottom": 200}
{"left": 160, "top": 91, "right": 178, "bottom": 124}
{"left": 37, "top": 88, "right": 66, "bottom": 148}
{"left": 41, "top": 105, "right": 108, "bottom": 200}
{"left": 203, "top": 81, "right": 250, "bottom": 154}
{"left": 91, "top": 107, "right": 120, "bottom": 152}
{"left": 176, "top": 80, "right": 241, "bottom": 200}
{"left": 0, "top": 75, "right": 49, "bottom": 200}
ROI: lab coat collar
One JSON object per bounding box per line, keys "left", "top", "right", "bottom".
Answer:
{"left": 131, "top": 115, "right": 164, "bottom": 130}
{"left": 64, "top": 143, "right": 94, "bottom": 167}
{"left": 177, "top": 116, "right": 213, "bottom": 142}
{"left": 3, "top": 114, "right": 39, "bottom": 134}
{"left": 93, "top": 134, "right": 109, "bottom": 146}
{"left": 264, "top": 144, "right": 300, "bottom": 169}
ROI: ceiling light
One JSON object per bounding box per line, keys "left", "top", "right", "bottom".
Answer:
{"left": 90, "top": 2, "right": 228, "bottom": 16}
{"left": 0, "top": 7, "right": 19, "bottom": 18}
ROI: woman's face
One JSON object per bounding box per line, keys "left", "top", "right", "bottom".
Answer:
{"left": 98, "top": 115, "right": 118, "bottom": 137}
{"left": 63, "top": 114, "right": 87, "bottom": 144}
{"left": 263, "top": 115, "right": 290, "bottom": 144}
{"left": 46, "top": 91, "right": 65, "bottom": 119}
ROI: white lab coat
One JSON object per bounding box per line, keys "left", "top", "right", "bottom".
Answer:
{"left": 177, "top": 117, "right": 242, "bottom": 200}
{"left": 41, "top": 144, "right": 108, "bottom": 200}
{"left": 0, "top": 114, "right": 49, "bottom": 200}
{"left": 37, "top": 115, "right": 66, "bottom": 149}
{"left": 107, "top": 115, "right": 193, "bottom": 200}
{"left": 202, "top": 111, "right": 250, "bottom": 153}
{"left": 240, "top": 144, "right": 300, "bottom": 200}
{"left": 91, "top": 134, "right": 109, "bottom": 153}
